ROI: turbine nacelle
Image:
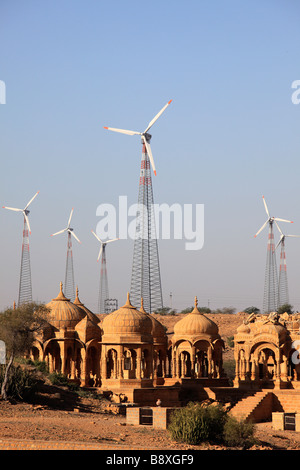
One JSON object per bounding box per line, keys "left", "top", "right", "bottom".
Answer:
{"left": 104, "top": 99, "right": 172, "bottom": 178}
{"left": 143, "top": 132, "right": 152, "bottom": 143}
{"left": 91, "top": 230, "right": 119, "bottom": 262}
{"left": 274, "top": 220, "right": 300, "bottom": 249}
{"left": 2, "top": 191, "right": 40, "bottom": 234}
{"left": 254, "top": 196, "right": 293, "bottom": 238}
{"left": 51, "top": 208, "right": 81, "bottom": 244}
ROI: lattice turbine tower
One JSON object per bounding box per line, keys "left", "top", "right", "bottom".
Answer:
{"left": 275, "top": 222, "right": 300, "bottom": 308}
{"left": 51, "top": 208, "right": 81, "bottom": 302}
{"left": 3, "top": 191, "right": 39, "bottom": 306}
{"left": 263, "top": 220, "right": 278, "bottom": 314}
{"left": 130, "top": 141, "right": 163, "bottom": 312}
{"left": 104, "top": 100, "right": 172, "bottom": 313}
{"left": 255, "top": 196, "right": 293, "bottom": 314}
{"left": 91, "top": 230, "right": 119, "bottom": 314}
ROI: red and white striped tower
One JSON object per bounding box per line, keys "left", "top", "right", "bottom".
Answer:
{"left": 255, "top": 196, "right": 293, "bottom": 314}
{"left": 278, "top": 237, "right": 288, "bottom": 307}
{"left": 18, "top": 215, "right": 32, "bottom": 306}
{"left": 2, "top": 191, "right": 39, "bottom": 306}
{"left": 104, "top": 100, "right": 171, "bottom": 313}
{"left": 275, "top": 223, "right": 300, "bottom": 308}
{"left": 51, "top": 208, "right": 81, "bottom": 303}
{"left": 263, "top": 221, "right": 278, "bottom": 313}
{"left": 130, "top": 141, "right": 163, "bottom": 313}
{"left": 64, "top": 231, "right": 76, "bottom": 302}
{"left": 98, "top": 243, "right": 109, "bottom": 314}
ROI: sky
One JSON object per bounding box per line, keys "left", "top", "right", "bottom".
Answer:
{"left": 0, "top": 0, "right": 300, "bottom": 313}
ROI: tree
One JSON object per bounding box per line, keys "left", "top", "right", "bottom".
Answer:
{"left": 213, "top": 307, "right": 236, "bottom": 315}
{"left": 277, "top": 304, "right": 293, "bottom": 315}
{"left": 180, "top": 307, "right": 193, "bottom": 314}
{"left": 153, "top": 306, "right": 176, "bottom": 315}
{"left": 0, "top": 302, "right": 48, "bottom": 400}
{"left": 198, "top": 307, "right": 211, "bottom": 313}
{"left": 243, "top": 306, "right": 260, "bottom": 315}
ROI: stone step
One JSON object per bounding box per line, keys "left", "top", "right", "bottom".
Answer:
{"left": 230, "top": 391, "right": 271, "bottom": 421}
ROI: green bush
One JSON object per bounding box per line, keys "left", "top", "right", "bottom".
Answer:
{"left": 48, "top": 371, "right": 69, "bottom": 386}
{"left": 168, "top": 403, "right": 227, "bottom": 445}
{"left": 32, "top": 360, "right": 48, "bottom": 373}
{"left": 223, "top": 415, "right": 257, "bottom": 449}
{"left": 0, "top": 365, "right": 39, "bottom": 401}
{"left": 168, "top": 402, "right": 257, "bottom": 448}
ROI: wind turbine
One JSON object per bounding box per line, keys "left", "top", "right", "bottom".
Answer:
{"left": 254, "top": 195, "right": 293, "bottom": 314}
{"left": 104, "top": 100, "right": 172, "bottom": 312}
{"left": 51, "top": 208, "right": 81, "bottom": 302}
{"left": 274, "top": 221, "right": 300, "bottom": 308}
{"left": 91, "top": 230, "right": 118, "bottom": 314}
{"left": 2, "top": 191, "right": 40, "bottom": 305}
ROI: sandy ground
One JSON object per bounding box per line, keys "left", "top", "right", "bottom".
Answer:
{"left": 1, "top": 313, "right": 298, "bottom": 452}
{"left": 1, "top": 392, "right": 300, "bottom": 451}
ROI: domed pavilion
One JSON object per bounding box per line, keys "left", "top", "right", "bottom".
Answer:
{"left": 171, "top": 297, "right": 225, "bottom": 380}
{"left": 233, "top": 311, "right": 294, "bottom": 389}
{"left": 29, "top": 287, "right": 229, "bottom": 404}
{"left": 31, "top": 282, "right": 102, "bottom": 387}
{"left": 101, "top": 293, "right": 156, "bottom": 392}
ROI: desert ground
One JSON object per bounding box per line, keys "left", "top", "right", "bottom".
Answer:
{"left": 1, "top": 312, "right": 299, "bottom": 451}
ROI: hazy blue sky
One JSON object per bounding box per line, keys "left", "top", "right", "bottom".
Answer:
{"left": 0, "top": 0, "right": 300, "bottom": 313}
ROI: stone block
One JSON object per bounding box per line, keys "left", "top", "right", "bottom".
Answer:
{"left": 272, "top": 412, "right": 284, "bottom": 430}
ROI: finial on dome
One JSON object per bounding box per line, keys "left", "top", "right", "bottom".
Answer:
{"left": 52, "top": 281, "right": 69, "bottom": 301}
{"left": 192, "top": 296, "right": 202, "bottom": 314}
{"left": 74, "top": 286, "right": 82, "bottom": 305}
{"left": 140, "top": 297, "right": 146, "bottom": 313}
{"left": 122, "top": 292, "right": 135, "bottom": 309}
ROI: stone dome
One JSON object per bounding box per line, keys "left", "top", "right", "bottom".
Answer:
{"left": 174, "top": 297, "right": 219, "bottom": 337}
{"left": 45, "top": 282, "right": 86, "bottom": 329}
{"left": 75, "top": 315, "right": 101, "bottom": 343}
{"left": 237, "top": 322, "right": 251, "bottom": 334}
{"left": 253, "top": 321, "right": 287, "bottom": 339}
{"left": 73, "top": 287, "right": 100, "bottom": 325}
{"left": 140, "top": 298, "right": 167, "bottom": 344}
{"left": 101, "top": 293, "right": 153, "bottom": 344}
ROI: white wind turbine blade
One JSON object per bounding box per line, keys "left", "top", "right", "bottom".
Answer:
{"left": 105, "top": 238, "right": 119, "bottom": 243}
{"left": 91, "top": 230, "right": 102, "bottom": 243}
{"left": 274, "top": 220, "right": 283, "bottom": 249}
{"left": 262, "top": 195, "right": 270, "bottom": 218}
{"left": 97, "top": 244, "right": 103, "bottom": 262}
{"left": 2, "top": 206, "right": 23, "bottom": 212}
{"left": 274, "top": 217, "right": 293, "bottom": 224}
{"left": 144, "top": 100, "right": 172, "bottom": 133}
{"left": 51, "top": 228, "right": 67, "bottom": 237}
{"left": 103, "top": 127, "right": 141, "bottom": 136}
{"left": 254, "top": 219, "right": 268, "bottom": 237}
{"left": 274, "top": 220, "right": 283, "bottom": 235}
{"left": 142, "top": 135, "right": 157, "bottom": 176}
{"left": 71, "top": 231, "right": 81, "bottom": 244}
{"left": 68, "top": 208, "right": 74, "bottom": 227}
{"left": 275, "top": 235, "right": 284, "bottom": 250}
{"left": 24, "top": 213, "right": 31, "bottom": 234}
{"left": 24, "top": 191, "right": 40, "bottom": 210}
{"left": 286, "top": 234, "right": 300, "bottom": 238}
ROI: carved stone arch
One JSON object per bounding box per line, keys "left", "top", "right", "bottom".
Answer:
{"left": 30, "top": 339, "right": 44, "bottom": 361}
{"left": 251, "top": 342, "right": 279, "bottom": 361}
